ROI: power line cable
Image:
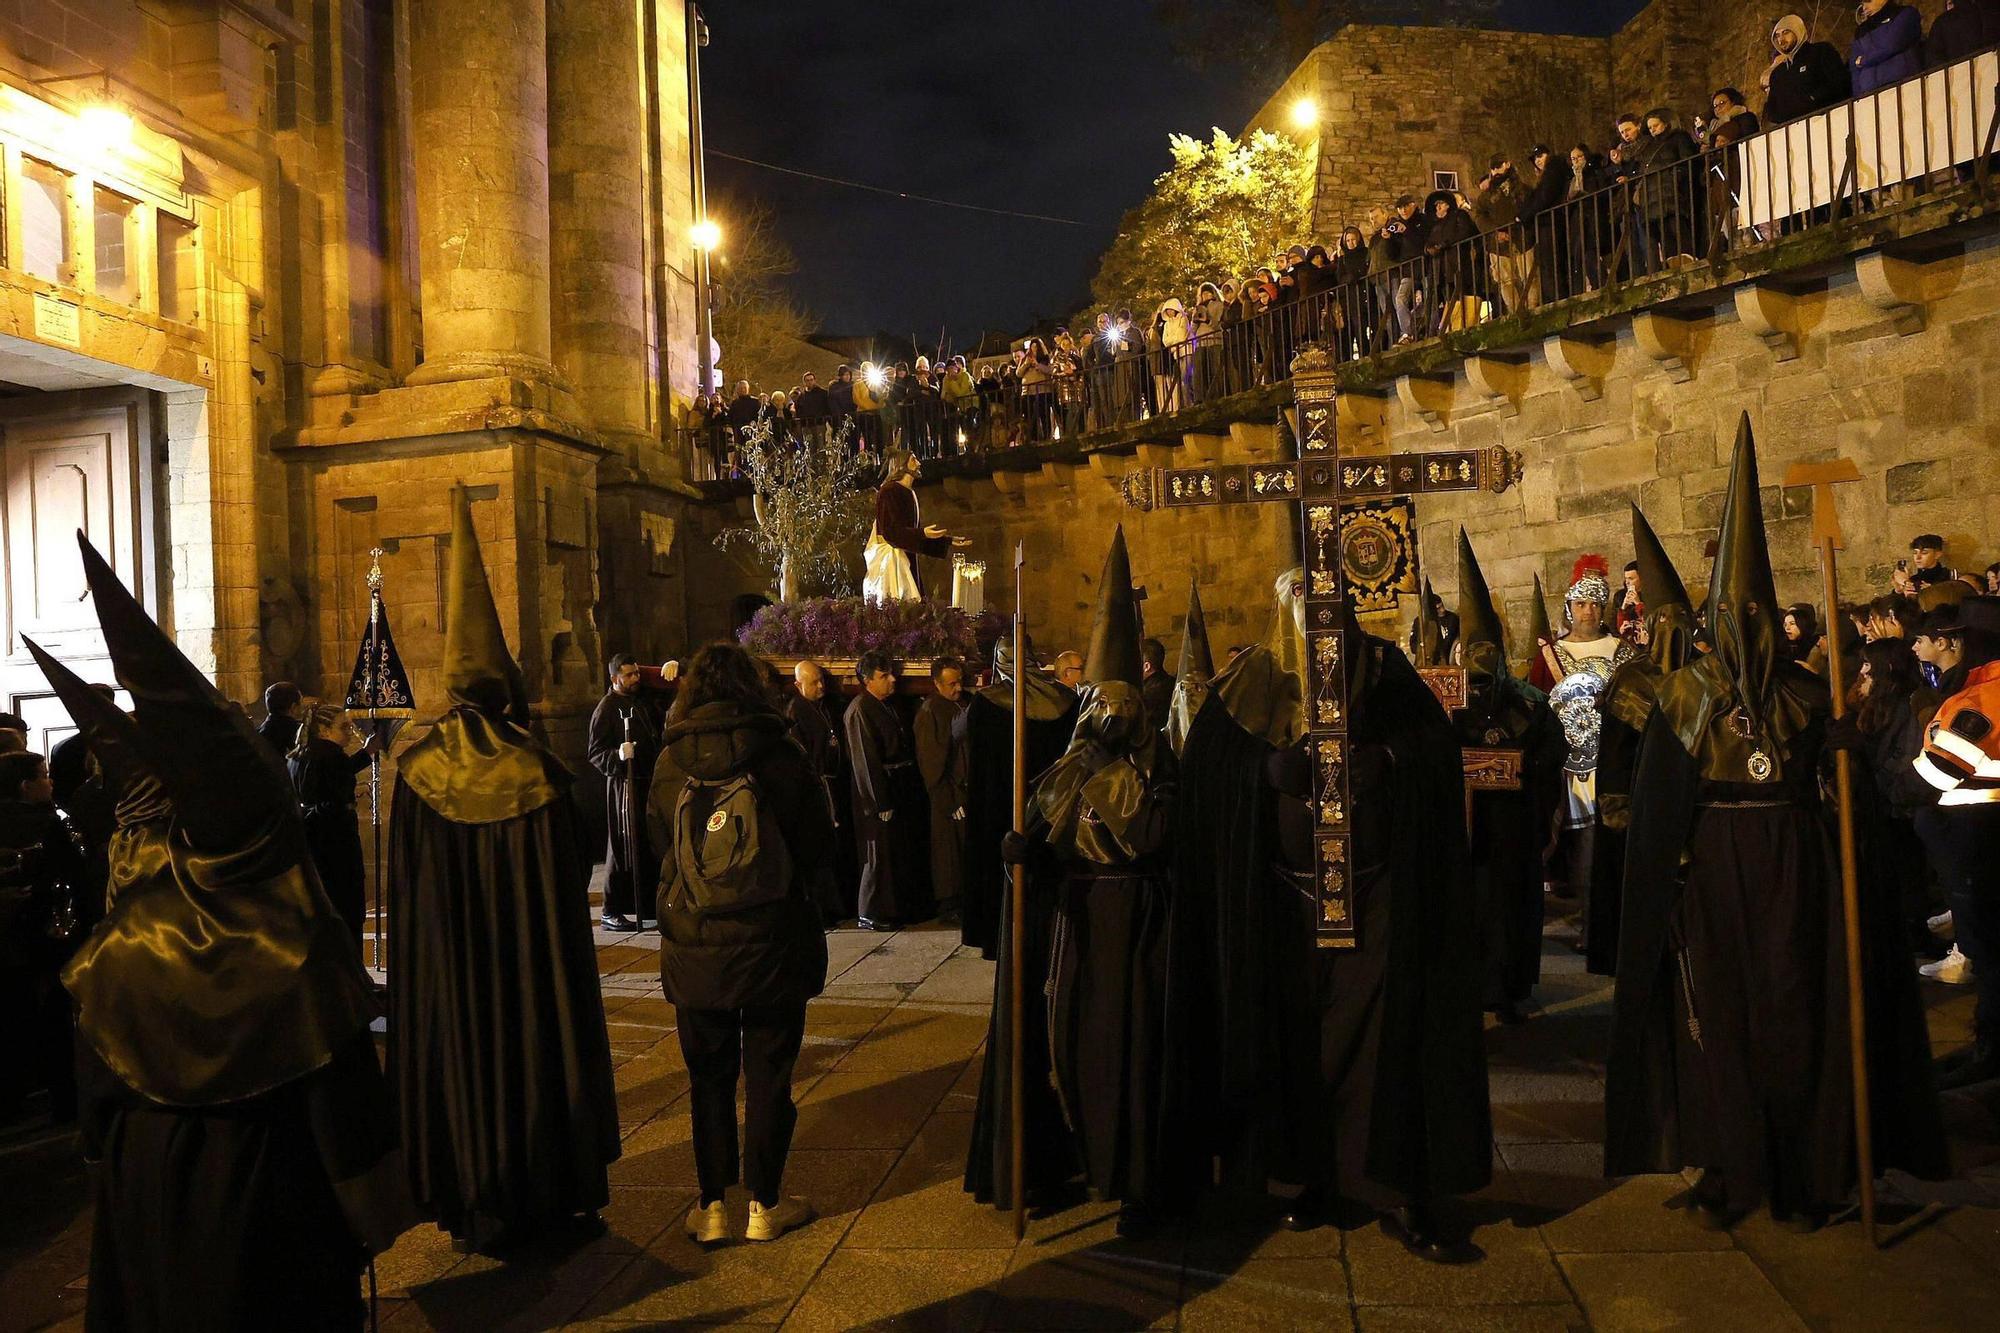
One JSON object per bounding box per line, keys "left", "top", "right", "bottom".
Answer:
{"left": 708, "top": 150, "right": 1089, "bottom": 227}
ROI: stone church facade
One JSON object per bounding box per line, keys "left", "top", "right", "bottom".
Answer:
{"left": 0, "top": 0, "right": 704, "bottom": 768}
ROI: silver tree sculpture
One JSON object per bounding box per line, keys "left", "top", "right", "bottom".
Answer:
{"left": 715, "top": 417, "right": 873, "bottom": 603}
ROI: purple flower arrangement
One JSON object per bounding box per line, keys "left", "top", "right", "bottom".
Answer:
{"left": 738, "top": 597, "right": 1006, "bottom": 662}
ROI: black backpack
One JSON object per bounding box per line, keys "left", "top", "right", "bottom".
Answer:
{"left": 669, "top": 772, "right": 794, "bottom": 915}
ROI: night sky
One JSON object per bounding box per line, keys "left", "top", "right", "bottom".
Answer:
{"left": 700, "top": 1, "right": 1650, "bottom": 354}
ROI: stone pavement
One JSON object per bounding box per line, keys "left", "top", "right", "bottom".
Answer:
{"left": 8, "top": 893, "right": 2000, "bottom": 1331}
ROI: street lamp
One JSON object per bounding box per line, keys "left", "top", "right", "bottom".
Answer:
{"left": 77, "top": 103, "right": 133, "bottom": 155}
{"left": 1288, "top": 97, "right": 1319, "bottom": 132}
{"left": 691, "top": 218, "right": 722, "bottom": 252}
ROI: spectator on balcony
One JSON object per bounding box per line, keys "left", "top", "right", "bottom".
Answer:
{"left": 1151, "top": 299, "right": 1190, "bottom": 415}
{"left": 1217, "top": 279, "right": 1247, "bottom": 392}
{"left": 1381, "top": 194, "right": 1426, "bottom": 345}
{"left": 1472, "top": 154, "right": 1533, "bottom": 314}
{"left": 1608, "top": 115, "right": 1651, "bottom": 276}
{"left": 911, "top": 358, "right": 944, "bottom": 457}
{"left": 725, "top": 379, "right": 760, "bottom": 437}
{"left": 1925, "top": 0, "right": 2000, "bottom": 70}
{"left": 1114, "top": 307, "right": 1150, "bottom": 419}
{"left": 1518, "top": 144, "right": 1571, "bottom": 304}
{"left": 1189, "top": 282, "right": 1227, "bottom": 402}
{"left": 828, "top": 364, "right": 857, "bottom": 441}
{"left": 793, "top": 370, "right": 831, "bottom": 441}
{"left": 1331, "top": 226, "right": 1371, "bottom": 357}
{"left": 852, "top": 362, "right": 884, "bottom": 454}
{"left": 1640, "top": 107, "right": 1701, "bottom": 266}
{"left": 1423, "top": 190, "right": 1482, "bottom": 334}
{"left": 765, "top": 390, "right": 795, "bottom": 445}
{"left": 1851, "top": 0, "right": 1925, "bottom": 96}
{"left": 941, "top": 356, "right": 978, "bottom": 452}
{"left": 1703, "top": 89, "right": 1760, "bottom": 251}
{"left": 1017, "top": 337, "right": 1055, "bottom": 444}
{"left": 1565, "top": 144, "right": 1613, "bottom": 294}
{"left": 1053, "top": 328, "right": 1086, "bottom": 438}
{"left": 1762, "top": 14, "right": 1852, "bottom": 126}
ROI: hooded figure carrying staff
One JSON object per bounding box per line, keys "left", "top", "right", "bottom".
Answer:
{"left": 389, "top": 489, "right": 620, "bottom": 1254}
{"left": 1586, "top": 505, "right": 1697, "bottom": 975}
{"left": 1166, "top": 569, "right": 1489, "bottom": 1257}
{"left": 1606, "top": 417, "right": 1946, "bottom": 1231}
{"left": 46, "top": 536, "right": 413, "bottom": 1330}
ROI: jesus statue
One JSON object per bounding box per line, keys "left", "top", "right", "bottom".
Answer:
{"left": 863, "top": 450, "right": 968, "bottom": 603}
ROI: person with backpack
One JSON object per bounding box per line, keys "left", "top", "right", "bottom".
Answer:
{"left": 656, "top": 642, "right": 834, "bottom": 1247}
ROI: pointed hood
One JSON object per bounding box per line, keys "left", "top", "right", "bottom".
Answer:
{"left": 396, "top": 489, "right": 569, "bottom": 824}
{"left": 1083, "top": 525, "right": 1143, "bottom": 690}
{"left": 1456, "top": 529, "right": 1508, "bottom": 695}
{"left": 22, "top": 635, "right": 153, "bottom": 807}
{"left": 77, "top": 533, "right": 291, "bottom": 849}
{"left": 1177, "top": 577, "right": 1214, "bottom": 682}
{"left": 1528, "top": 572, "right": 1555, "bottom": 652}
{"left": 1413, "top": 577, "right": 1443, "bottom": 668}
{"left": 62, "top": 542, "right": 373, "bottom": 1109}
{"left": 1631, "top": 502, "right": 1695, "bottom": 671}
{"left": 1707, "top": 414, "right": 1783, "bottom": 734}
{"left": 1165, "top": 576, "right": 1216, "bottom": 755}
{"left": 443, "top": 487, "right": 530, "bottom": 724}
{"left": 981, "top": 630, "right": 1074, "bottom": 722}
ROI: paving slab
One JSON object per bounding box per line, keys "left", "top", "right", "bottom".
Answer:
{"left": 1558, "top": 1250, "right": 1806, "bottom": 1331}
{"left": 780, "top": 1247, "right": 1010, "bottom": 1331}
{"left": 1178, "top": 1256, "right": 1354, "bottom": 1331}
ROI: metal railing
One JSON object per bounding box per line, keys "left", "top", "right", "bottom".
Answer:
{"left": 681, "top": 45, "right": 2000, "bottom": 484}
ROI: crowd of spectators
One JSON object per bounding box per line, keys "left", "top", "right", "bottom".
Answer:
{"left": 687, "top": 5, "right": 1998, "bottom": 480}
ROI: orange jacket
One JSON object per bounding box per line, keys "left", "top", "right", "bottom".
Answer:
{"left": 1916, "top": 660, "right": 2000, "bottom": 805}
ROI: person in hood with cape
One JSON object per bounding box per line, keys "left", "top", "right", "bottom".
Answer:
{"left": 954, "top": 634, "right": 1077, "bottom": 958}
{"left": 1166, "top": 568, "right": 1489, "bottom": 1259}
{"left": 1605, "top": 416, "right": 1947, "bottom": 1231}
{"left": 1454, "top": 532, "right": 1568, "bottom": 1023}
{"left": 46, "top": 536, "right": 413, "bottom": 1330}
{"left": 389, "top": 488, "right": 620, "bottom": 1254}
{"left": 968, "top": 528, "right": 1176, "bottom": 1228}
{"left": 1586, "top": 506, "right": 1697, "bottom": 975}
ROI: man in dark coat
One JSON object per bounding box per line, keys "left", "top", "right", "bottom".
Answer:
{"left": 1457, "top": 531, "right": 1568, "bottom": 1023}
{"left": 972, "top": 527, "right": 1176, "bottom": 1229}
{"left": 954, "top": 637, "right": 1077, "bottom": 957}
{"left": 1587, "top": 505, "right": 1696, "bottom": 975}
{"left": 389, "top": 489, "right": 619, "bottom": 1254}
{"left": 588, "top": 654, "right": 666, "bottom": 931}
{"left": 42, "top": 540, "right": 412, "bottom": 1330}
{"left": 914, "top": 656, "right": 970, "bottom": 923}
{"left": 1925, "top": 0, "right": 2000, "bottom": 69}
{"left": 257, "top": 680, "right": 302, "bottom": 758}
{"left": 845, "top": 649, "right": 931, "bottom": 929}
{"left": 1761, "top": 14, "right": 1852, "bottom": 126}
{"left": 1168, "top": 569, "right": 1490, "bottom": 1258}
{"left": 1606, "top": 416, "right": 1947, "bottom": 1230}
{"left": 786, "top": 659, "right": 858, "bottom": 921}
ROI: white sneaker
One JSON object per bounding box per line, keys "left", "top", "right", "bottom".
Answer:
{"left": 638, "top": 918, "right": 659, "bottom": 931}
{"left": 1921, "top": 945, "right": 1975, "bottom": 985}
{"left": 685, "top": 1199, "right": 729, "bottom": 1246}
{"left": 744, "top": 1196, "right": 813, "bottom": 1242}
{"left": 1928, "top": 910, "right": 1955, "bottom": 940}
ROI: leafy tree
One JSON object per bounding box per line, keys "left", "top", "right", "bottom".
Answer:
{"left": 1152, "top": 0, "right": 1499, "bottom": 80}
{"left": 1084, "top": 128, "right": 1314, "bottom": 319}
{"left": 709, "top": 194, "right": 816, "bottom": 393}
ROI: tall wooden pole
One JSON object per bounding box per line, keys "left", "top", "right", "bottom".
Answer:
{"left": 1784, "top": 458, "right": 1875, "bottom": 1246}
{"left": 1010, "top": 540, "right": 1028, "bottom": 1241}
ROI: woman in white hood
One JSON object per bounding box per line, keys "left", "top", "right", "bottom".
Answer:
{"left": 1151, "top": 298, "right": 1190, "bottom": 414}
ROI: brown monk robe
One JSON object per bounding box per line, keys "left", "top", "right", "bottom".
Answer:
{"left": 914, "top": 657, "right": 971, "bottom": 919}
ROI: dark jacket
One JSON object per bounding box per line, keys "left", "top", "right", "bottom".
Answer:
{"left": 1852, "top": 2, "right": 1924, "bottom": 95}
{"left": 1925, "top": 0, "right": 2000, "bottom": 69}
{"left": 656, "top": 702, "right": 832, "bottom": 1011}
{"left": 1765, "top": 40, "right": 1852, "bottom": 125}
{"left": 725, "top": 393, "right": 761, "bottom": 431}
{"left": 827, "top": 378, "right": 856, "bottom": 421}
{"left": 1521, "top": 159, "right": 1572, "bottom": 221}
{"left": 793, "top": 384, "right": 832, "bottom": 424}
{"left": 1380, "top": 212, "right": 1427, "bottom": 266}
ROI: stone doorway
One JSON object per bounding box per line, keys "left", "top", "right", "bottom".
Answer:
{"left": 0, "top": 341, "right": 177, "bottom": 755}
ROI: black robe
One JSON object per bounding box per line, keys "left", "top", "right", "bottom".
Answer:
{"left": 786, "top": 691, "right": 859, "bottom": 921}
{"left": 388, "top": 721, "right": 620, "bottom": 1246}
{"left": 1605, "top": 710, "right": 1948, "bottom": 1211}
{"left": 1586, "top": 705, "right": 1642, "bottom": 976}
{"left": 1458, "top": 681, "right": 1567, "bottom": 1008}
{"left": 79, "top": 1032, "right": 407, "bottom": 1333}
{"left": 955, "top": 688, "right": 1077, "bottom": 958}
{"left": 914, "top": 693, "right": 968, "bottom": 911}
{"left": 289, "top": 738, "right": 370, "bottom": 950}
{"left": 587, "top": 688, "right": 665, "bottom": 920}
{"left": 1167, "top": 648, "right": 1490, "bottom": 1208}
{"left": 844, "top": 690, "right": 932, "bottom": 924}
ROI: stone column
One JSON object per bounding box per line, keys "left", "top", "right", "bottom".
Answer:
{"left": 406, "top": 0, "right": 556, "bottom": 385}
{"left": 547, "top": 0, "right": 652, "bottom": 449}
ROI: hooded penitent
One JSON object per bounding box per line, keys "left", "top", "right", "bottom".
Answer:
{"left": 1413, "top": 577, "right": 1444, "bottom": 668}
{"left": 1212, "top": 566, "right": 1309, "bottom": 748}
{"left": 1525, "top": 573, "right": 1558, "bottom": 690}
{"left": 979, "top": 631, "right": 1074, "bottom": 721}
{"left": 1654, "top": 415, "right": 1822, "bottom": 784}
{"left": 396, "top": 488, "right": 566, "bottom": 824}
{"left": 1037, "top": 526, "right": 1166, "bottom": 860}
{"left": 1165, "top": 576, "right": 1215, "bottom": 754}
{"left": 57, "top": 537, "right": 373, "bottom": 1108}
{"left": 1456, "top": 528, "right": 1508, "bottom": 706}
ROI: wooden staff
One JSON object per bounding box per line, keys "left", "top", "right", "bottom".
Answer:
{"left": 1010, "top": 540, "right": 1028, "bottom": 1241}
{"left": 1784, "top": 457, "right": 1875, "bottom": 1246}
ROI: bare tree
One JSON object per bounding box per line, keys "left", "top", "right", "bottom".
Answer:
{"left": 709, "top": 193, "right": 818, "bottom": 393}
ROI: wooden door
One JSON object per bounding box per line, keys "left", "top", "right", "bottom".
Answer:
{"left": 0, "top": 397, "right": 151, "bottom": 756}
